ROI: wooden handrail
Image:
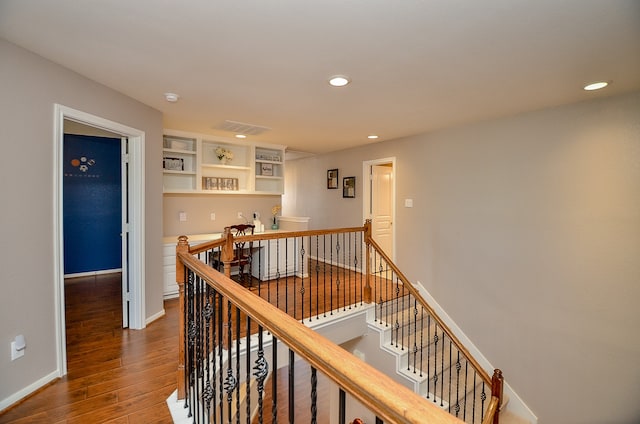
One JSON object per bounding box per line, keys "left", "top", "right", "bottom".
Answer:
{"left": 183, "top": 225, "right": 367, "bottom": 255}
{"left": 178, "top": 251, "right": 463, "bottom": 424}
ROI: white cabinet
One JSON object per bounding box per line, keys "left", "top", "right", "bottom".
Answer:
{"left": 251, "top": 237, "right": 307, "bottom": 281}
{"left": 162, "top": 243, "right": 179, "bottom": 299}
{"left": 163, "top": 129, "right": 286, "bottom": 195}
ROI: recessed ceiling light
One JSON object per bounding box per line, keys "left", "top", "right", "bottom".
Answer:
{"left": 235, "top": 134, "right": 247, "bottom": 139}
{"left": 164, "top": 92, "right": 179, "bottom": 102}
{"left": 328, "top": 75, "right": 350, "bottom": 87}
{"left": 583, "top": 81, "right": 609, "bottom": 91}
{"left": 367, "top": 135, "right": 379, "bottom": 139}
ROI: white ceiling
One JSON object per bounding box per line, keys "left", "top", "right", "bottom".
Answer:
{"left": 1, "top": 0, "right": 639, "bottom": 154}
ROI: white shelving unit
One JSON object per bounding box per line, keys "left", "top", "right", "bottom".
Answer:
{"left": 162, "top": 130, "right": 285, "bottom": 195}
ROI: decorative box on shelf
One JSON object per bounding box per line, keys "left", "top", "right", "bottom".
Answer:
{"left": 203, "top": 177, "right": 239, "bottom": 191}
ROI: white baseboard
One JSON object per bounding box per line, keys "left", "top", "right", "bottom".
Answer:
{"left": 145, "top": 308, "right": 166, "bottom": 326}
{"left": 0, "top": 369, "right": 60, "bottom": 412}
{"left": 64, "top": 268, "right": 122, "bottom": 279}
{"left": 414, "top": 280, "right": 538, "bottom": 424}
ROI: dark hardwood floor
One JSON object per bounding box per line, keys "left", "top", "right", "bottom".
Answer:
{"left": 0, "top": 273, "right": 178, "bottom": 423}
{"left": 1, "top": 264, "right": 386, "bottom": 423}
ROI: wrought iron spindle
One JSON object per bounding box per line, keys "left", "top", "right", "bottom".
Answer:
{"left": 202, "top": 286, "right": 214, "bottom": 421}
{"left": 245, "top": 316, "right": 251, "bottom": 424}
{"left": 253, "top": 327, "right": 268, "bottom": 424}
{"left": 234, "top": 306, "right": 241, "bottom": 424}
{"left": 310, "top": 366, "right": 318, "bottom": 424}
{"left": 329, "top": 233, "right": 334, "bottom": 315}
{"left": 271, "top": 336, "right": 278, "bottom": 423}
{"left": 440, "top": 329, "right": 445, "bottom": 407}
{"left": 288, "top": 349, "right": 295, "bottom": 424}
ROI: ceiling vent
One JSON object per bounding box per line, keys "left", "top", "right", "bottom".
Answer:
{"left": 215, "top": 120, "right": 271, "bottom": 136}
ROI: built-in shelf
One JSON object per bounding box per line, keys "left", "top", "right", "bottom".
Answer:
{"left": 162, "top": 130, "right": 285, "bottom": 195}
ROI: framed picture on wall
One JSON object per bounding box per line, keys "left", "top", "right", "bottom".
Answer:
{"left": 343, "top": 176, "right": 355, "bottom": 198}
{"left": 261, "top": 163, "right": 273, "bottom": 176}
{"left": 327, "top": 169, "right": 338, "bottom": 189}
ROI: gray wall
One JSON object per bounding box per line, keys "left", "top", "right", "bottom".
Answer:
{"left": 0, "top": 39, "right": 164, "bottom": 404}
{"left": 285, "top": 91, "right": 640, "bottom": 424}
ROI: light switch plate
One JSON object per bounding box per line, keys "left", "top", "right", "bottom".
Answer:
{"left": 404, "top": 198, "right": 413, "bottom": 208}
{"left": 179, "top": 212, "right": 187, "bottom": 222}
{"left": 11, "top": 341, "right": 24, "bottom": 360}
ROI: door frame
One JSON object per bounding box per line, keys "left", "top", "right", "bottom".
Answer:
{"left": 53, "top": 104, "right": 146, "bottom": 376}
{"left": 362, "top": 157, "right": 396, "bottom": 262}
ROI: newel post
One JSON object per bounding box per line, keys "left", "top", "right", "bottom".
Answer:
{"left": 176, "top": 235, "right": 190, "bottom": 399}
{"left": 363, "top": 219, "right": 372, "bottom": 304}
{"left": 221, "top": 227, "right": 233, "bottom": 349}
{"left": 491, "top": 368, "right": 504, "bottom": 424}
{"left": 222, "top": 227, "right": 234, "bottom": 278}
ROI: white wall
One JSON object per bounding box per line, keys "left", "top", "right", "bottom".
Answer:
{"left": 286, "top": 91, "right": 640, "bottom": 424}
{"left": 0, "top": 39, "right": 164, "bottom": 406}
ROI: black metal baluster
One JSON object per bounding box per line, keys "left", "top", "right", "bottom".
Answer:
{"left": 426, "top": 314, "right": 431, "bottom": 399}
{"left": 234, "top": 306, "right": 241, "bottom": 424}
{"left": 323, "top": 234, "right": 327, "bottom": 318}
{"left": 203, "top": 286, "right": 214, "bottom": 422}
{"left": 347, "top": 232, "right": 352, "bottom": 309}
{"left": 440, "top": 330, "right": 445, "bottom": 407}
{"left": 271, "top": 336, "right": 278, "bottom": 424}
{"left": 300, "top": 237, "right": 307, "bottom": 323}
{"left": 288, "top": 349, "right": 295, "bottom": 424}
{"left": 217, "top": 298, "right": 224, "bottom": 423}
{"left": 338, "top": 388, "right": 345, "bottom": 424}
{"left": 463, "top": 360, "right": 469, "bottom": 422}
{"left": 471, "top": 370, "right": 477, "bottom": 424}
{"left": 245, "top": 316, "right": 251, "bottom": 424}
{"left": 419, "top": 305, "right": 424, "bottom": 378}
{"left": 341, "top": 233, "right": 349, "bottom": 311}
{"left": 432, "top": 326, "right": 439, "bottom": 404}
{"left": 336, "top": 236, "right": 341, "bottom": 312}
{"left": 224, "top": 302, "right": 237, "bottom": 424}
{"left": 195, "top": 275, "right": 203, "bottom": 423}
{"left": 411, "top": 300, "right": 418, "bottom": 373}
{"left": 275, "top": 238, "right": 279, "bottom": 307}
{"left": 315, "top": 236, "right": 320, "bottom": 319}
{"left": 310, "top": 366, "right": 318, "bottom": 424}
{"left": 481, "top": 382, "right": 487, "bottom": 424}
{"left": 330, "top": 233, "right": 334, "bottom": 315}
{"left": 453, "top": 345, "right": 458, "bottom": 415}
{"left": 211, "top": 290, "right": 219, "bottom": 424}
{"left": 253, "top": 327, "right": 268, "bottom": 424}
{"left": 186, "top": 271, "right": 193, "bottom": 417}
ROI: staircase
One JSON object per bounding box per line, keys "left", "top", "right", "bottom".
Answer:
{"left": 366, "top": 297, "right": 529, "bottom": 424}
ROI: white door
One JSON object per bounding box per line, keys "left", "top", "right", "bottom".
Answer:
{"left": 121, "top": 137, "right": 130, "bottom": 328}
{"left": 371, "top": 164, "right": 394, "bottom": 261}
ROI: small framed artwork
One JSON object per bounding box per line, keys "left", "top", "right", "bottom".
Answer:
{"left": 261, "top": 163, "right": 273, "bottom": 176}
{"left": 163, "top": 157, "right": 184, "bottom": 171}
{"left": 327, "top": 169, "right": 338, "bottom": 189}
{"left": 343, "top": 176, "right": 355, "bottom": 198}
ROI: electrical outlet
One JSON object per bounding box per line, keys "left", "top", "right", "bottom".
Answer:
{"left": 179, "top": 212, "right": 187, "bottom": 222}
{"left": 210, "top": 212, "right": 216, "bottom": 221}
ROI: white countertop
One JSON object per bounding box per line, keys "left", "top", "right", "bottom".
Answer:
{"left": 163, "top": 229, "right": 284, "bottom": 245}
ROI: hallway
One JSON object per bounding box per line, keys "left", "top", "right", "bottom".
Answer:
{"left": 0, "top": 274, "right": 178, "bottom": 423}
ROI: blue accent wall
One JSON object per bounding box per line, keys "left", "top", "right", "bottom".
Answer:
{"left": 63, "top": 134, "right": 122, "bottom": 274}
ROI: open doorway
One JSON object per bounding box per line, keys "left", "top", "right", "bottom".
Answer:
{"left": 54, "top": 104, "right": 146, "bottom": 377}
{"left": 362, "top": 157, "right": 396, "bottom": 264}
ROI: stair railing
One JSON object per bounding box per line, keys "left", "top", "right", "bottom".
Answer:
{"left": 363, "top": 221, "right": 503, "bottom": 424}
{"left": 173, "top": 221, "right": 503, "bottom": 423}
{"left": 175, "top": 236, "right": 461, "bottom": 423}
